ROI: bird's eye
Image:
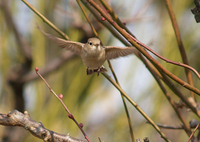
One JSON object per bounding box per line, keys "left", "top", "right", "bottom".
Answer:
{"left": 89, "top": 42, "right": 92, "bottom": 45}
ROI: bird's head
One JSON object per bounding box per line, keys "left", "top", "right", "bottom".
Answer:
{"left": 87, "top": 38, "right": 101, "bottom": 48}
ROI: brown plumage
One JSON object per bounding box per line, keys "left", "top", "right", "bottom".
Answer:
{"left": 38, "top": 26, "right": 137, "bottom": 75}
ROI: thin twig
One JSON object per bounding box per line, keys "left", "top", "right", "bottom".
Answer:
{"left": 99, "top": 0, "right": 136, "bottom": 38}
{"left": 35, "top": 68, "right": 91, "bottom": 142}
{"left": 164, "top": 0, "right": 195, "bottom": 100}
{"left": 76, "top": 0, "right": 99, "bottom": 38}
{"left": 81, "top": 0, "right": 200, "bottom": 139}
{"left": 187, "top": 123, "right": 200, "bottom": 142}
{"left": 89, "top": 0, "right": 200, "bottom": 80}
{"left": 86, "top": 0, "right": 200, "bottom": 95}
{"left": 144, "top": 60, "right": 192, "bottom": 136}
{"left": 102, "top": 72, "right": 171, "bottom": 142}
{"left": 81, "top": 0, "right": 200, "bottom": 117}
{"left": 155, "top": 124, "right": 184, "bottom": 129}
{"left": 161, "top": 72, "right": 200, "bottom": 117}
{"left": 77, "top": 1, "right": 135, "bottom": 141}
{"left": 129, "top": 35, "right": 200, "bottom": 80}
{"left": 21, "top": 0, "right": 69, "bottom": 40}
{"left": 107, "top": 60, "right": 135, "bottom": 142}
{"left": 97, "top": 1, "right": 197, "bottom": 131}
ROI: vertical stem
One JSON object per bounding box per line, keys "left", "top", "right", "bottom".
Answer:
{"left": 164, "top": 0, "right": 195, "bottom": 100}
{"left": 77, "top": 1, "right": 135, "bottom": 141}
{"left": 102, "top": 73, "right": 172, "bottom": 142}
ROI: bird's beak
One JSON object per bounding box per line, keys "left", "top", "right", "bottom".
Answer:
{"left": 95, "top": 44, "right": 101, "bottom": 49}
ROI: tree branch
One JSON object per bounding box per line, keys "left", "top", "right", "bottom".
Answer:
{"left": 0, "top": 110, "right": 87, "bottom": 142}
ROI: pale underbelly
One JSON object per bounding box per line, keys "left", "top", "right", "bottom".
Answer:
{"left": 81, "top": 56, "right": 106, "bottom": 69}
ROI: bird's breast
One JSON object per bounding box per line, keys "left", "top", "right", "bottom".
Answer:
{"left": 81, "top": 47, "right": 106, "bottom": 69}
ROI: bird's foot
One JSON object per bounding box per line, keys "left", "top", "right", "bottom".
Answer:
{"left": 95, "top": 67, "right": 107, "bottom": 76}
{"left": 87, "top": 68, "right": 93, "bottom": 75}
{"left": 87, "top": 67, "right": 107, "bottom": 76}
{"left": 97, "top": 67, "right": 101, "bottom": 76}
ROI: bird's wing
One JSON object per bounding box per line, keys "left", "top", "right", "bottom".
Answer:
{"left": 105, "top": 46, "right": 137, "bottom": 60}
{"left": 38, "top": 26, "right": 83, "bottom": 55}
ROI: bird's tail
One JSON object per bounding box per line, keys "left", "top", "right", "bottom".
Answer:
{"left": 87, "top": 66, "right": 107, "bottom": 76}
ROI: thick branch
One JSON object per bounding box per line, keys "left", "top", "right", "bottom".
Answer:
{"left": 0, "top": 110, "right": 86, "bottom": 142}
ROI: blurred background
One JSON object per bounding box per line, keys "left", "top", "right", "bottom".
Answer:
{"left": 0, "top": 0, "right": 200, "bottom": 142}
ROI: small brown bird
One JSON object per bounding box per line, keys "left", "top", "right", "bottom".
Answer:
{"left": 38, "top": 27, "right": 137, "bottom": 75}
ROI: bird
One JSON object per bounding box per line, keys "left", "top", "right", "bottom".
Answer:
{"left": 38, "top": 26, "right": 137, "bottom": 75}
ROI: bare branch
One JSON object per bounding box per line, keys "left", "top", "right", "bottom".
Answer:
{"left": 35, "top": 68, "right": 91, "bottom": 142}
{"left": 102, "top": 72, "right": 171, "bottom": 142}
{"left": 85, "top": 0, "right": 200, "bottom": 95}
{"left": 22, "top": 0, "right": 69, "bottom": 40}
{"left": 0, "top": 110, "right": 87, "bottom": 142}
{"left": 164, "top": 0, "right": 195, "bottom": 100}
